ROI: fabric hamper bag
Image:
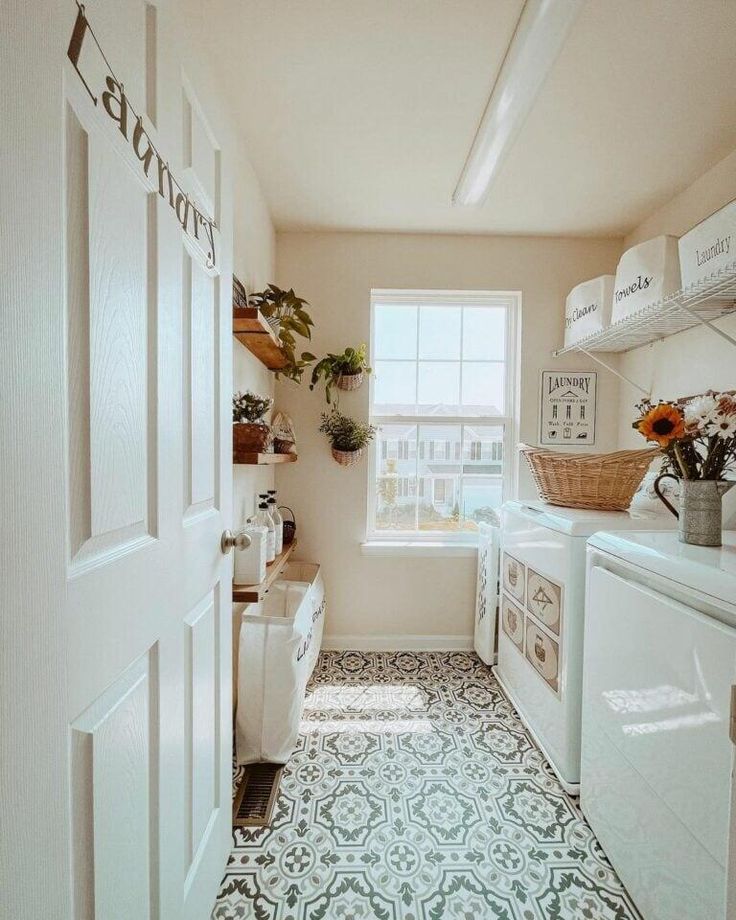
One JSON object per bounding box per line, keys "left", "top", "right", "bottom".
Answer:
{"left": 474, "top": 518, "right": 500, "bottom": 666}
{"left": 280, "top": 562, "right": 326, "bottom": 679}
{"left": 236, "top": 581, "right": 312, "bottom": 765}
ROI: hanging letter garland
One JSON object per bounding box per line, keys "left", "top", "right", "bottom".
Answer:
{"left": 66, "top": 2, "right": 218, "bottom": 271}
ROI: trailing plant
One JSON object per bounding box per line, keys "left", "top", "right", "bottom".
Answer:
{"left": 319, "top": 410, "right": 376, "bottom": 453}
{"left": 248, "top": 284, "right": 316, "bottom": 383}
{"left": 310, "top": 344, "right": 372, "bottom": 403}
{"left": 233, "top": 391, "right": 273, "bottom": 424}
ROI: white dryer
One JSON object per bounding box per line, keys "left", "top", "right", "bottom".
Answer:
{"left": 494, "top": 501, "right": 674, "bottom": 792}
{"left": 582, "top": 531, "right": 736, "bottom": 920}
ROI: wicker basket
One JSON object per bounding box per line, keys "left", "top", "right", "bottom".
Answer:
{"left": 331, "top": 446, "right": 364, "bottom": 467}
{"left": 274, "top": 438, "right": 297, "bottom": 455}
{"left": 520, "top": 444, "right": 658, "bottom": 511}
{"left": 336, "top": 370, "right": 364, "bottom": 392}
{"left": 233, "top": 422, "right": 273, "bottom": 455}
{"left": 279, "top": 506, "right": 296, "bottom": 545}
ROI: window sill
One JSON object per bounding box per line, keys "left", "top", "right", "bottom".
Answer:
{"left": 360, "top": 540, "right": 478, "bottom": 558}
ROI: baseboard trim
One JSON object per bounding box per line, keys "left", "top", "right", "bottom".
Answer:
{"left": 321, "top": 635, "right": 474, "bottom": 652}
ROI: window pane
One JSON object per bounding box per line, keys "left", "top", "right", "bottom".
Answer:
{"left": 462, "top": 425, "right": 504, "bottom": 472}
{"left": 375, "top": 424, "right": 417, "bottom": 531}
{"left": 416, "top": 424, "right": 464, "bottom": 532}
{"left": 417, "top": 362, "right": 460, "bottom": 414}
{"left": 374, "top": 304, "right": 417, "bottom": 359}
{"left": 419, "top": 305, "right": 461, "bottom": 360}
{"left": 463, "top": 307, "right": 506, "bottom": 360}
{"left": 374, "top": 361, "right": 416, "bottom": 412}
{"left": 460, "top": 477, "right": 504, "bottom": 529}
{"left": 461, "top": 362, "right": 505, "bottom": 414}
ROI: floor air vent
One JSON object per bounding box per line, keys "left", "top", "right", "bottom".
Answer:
{"left": 232, "top": 763, "right": 283, "bottom": 827}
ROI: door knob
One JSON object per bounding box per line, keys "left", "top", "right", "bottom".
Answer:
{"left": 221, "top": 530, "right": 252, "bottom": 554}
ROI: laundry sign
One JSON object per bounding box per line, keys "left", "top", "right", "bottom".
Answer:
{"left": 66, "top": 3, "right": 218, "bottom": 271}
{"left": 539, "top": 371, "right": 597, "bottom": 446}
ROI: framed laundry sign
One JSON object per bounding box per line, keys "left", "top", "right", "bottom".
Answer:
{"left": 539, "top": 371, "right": 597, "bottom": 446}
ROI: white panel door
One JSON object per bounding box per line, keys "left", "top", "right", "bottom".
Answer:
{"left": 2, "top": 2, "right": 233, "bottom": 918}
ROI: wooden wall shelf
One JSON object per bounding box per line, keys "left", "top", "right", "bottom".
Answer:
{"left": 233, "top": 452, "right": 297, "bottom": 465}
{"left": 233, "top": 306, "right": 288, "bottom": 370}
{"left": 233, "top": 541, "right": 297, "bottom": 602}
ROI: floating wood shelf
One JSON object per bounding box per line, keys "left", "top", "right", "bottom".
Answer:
{"left": 553, "top": 265, "right": 736, "bottom": 356}
{"left": 233, "top": 452, "right": 297, "bottom": 465}
{"left": 233, "top": 306, "right": 288, "bottom": 370}
{"left": 233, "top": 540, "right": 298, "bottom": 603}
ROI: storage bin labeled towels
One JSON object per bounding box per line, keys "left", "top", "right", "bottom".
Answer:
{"left": 236, "top": 564, "right": 325, "bottom": 765}
{"left": 563, "top": 275, "right": 614, "bottom": 346}
{"left": 611, "top": 235, "right": 680, "bottom": 323}
{"left": 474, "top": 518, "right": 500, "bottom": 666}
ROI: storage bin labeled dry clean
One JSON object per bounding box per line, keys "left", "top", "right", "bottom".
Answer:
{"left": 235, "top": 564, "right": 325, "bottom": 765}
{"left": 563, "top": 275, "right": 614, "bottom": 346}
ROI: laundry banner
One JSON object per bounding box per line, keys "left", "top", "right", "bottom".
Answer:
{"left": 539, "top": 371, "right": 597, "bottom": 445}
{"left": 66, "top": 2, "right": 219, "bottom": 271}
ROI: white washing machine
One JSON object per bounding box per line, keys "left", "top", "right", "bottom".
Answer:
{"left": 493, "top": 500, "right": 674, "bottom": 793}
{"left": 582, "top": 531, "right": 736, "bottom": 920}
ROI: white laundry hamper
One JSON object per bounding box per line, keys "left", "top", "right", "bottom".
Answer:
{"left": 474, "top": 518, "right": 500, "bottom": 666}
{"left": 235, "top": 564, "right": 325, "bottom": 765}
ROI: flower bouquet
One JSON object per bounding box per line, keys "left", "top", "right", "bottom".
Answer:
{"left": 633, "top": 392, "right": 735, "bottom": 545}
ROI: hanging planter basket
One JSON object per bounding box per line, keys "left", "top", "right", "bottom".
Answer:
{"left": 331, "top": 446, "right": 364, "bottom": 467}
{"left": 336, "top": 370, "right": 364, "bottom": 392}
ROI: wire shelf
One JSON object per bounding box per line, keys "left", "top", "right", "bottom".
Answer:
{"left": 553, "top": 264, "right": 736, "bottom": 356}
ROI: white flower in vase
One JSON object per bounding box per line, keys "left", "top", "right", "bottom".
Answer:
{"left": 683, "top": 394, "right": 717, "bottom": 429}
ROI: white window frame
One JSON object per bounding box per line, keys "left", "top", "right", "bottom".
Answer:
{"left": 366, "top": 289, "right": 520, "bottom": 545}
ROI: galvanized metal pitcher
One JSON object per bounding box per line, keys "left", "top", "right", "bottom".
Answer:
{"left": 654, "top": 474, "right": 734, "bottom": 547}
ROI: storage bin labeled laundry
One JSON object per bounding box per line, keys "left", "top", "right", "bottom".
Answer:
{"left": 678, "top": 199, "right": 736, "bottom": 288}
{"left": 235, "top": 564, "right": 325, "bottom": 765}
{"left": 563, "top": 275, "right": 614, "bottom": 346}
{"left": 611, "top": 235, "right": 681, "bottom": 323}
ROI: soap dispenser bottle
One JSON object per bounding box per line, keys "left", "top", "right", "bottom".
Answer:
{"left": 256, "top": 499, "right": 275, "bottom": 563}
{"left": 267, "top": 491, "right": 283, "bottom": 556}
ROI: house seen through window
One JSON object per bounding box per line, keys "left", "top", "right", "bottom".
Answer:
{"left": 368, "top": 290, "right": 518, "bottom": 540}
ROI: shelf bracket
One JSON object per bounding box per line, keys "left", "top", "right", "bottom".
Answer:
{"left": 576, "top": 346, "right": 652, "bottom": 397}
{"left": 673, "top": 300, "right": 736, "bottom": 350}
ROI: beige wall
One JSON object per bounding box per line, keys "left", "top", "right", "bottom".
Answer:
{"left": 274, "top": 231, "right": 622, "bottom": 646}
{"left": 232, "top": 160, "right": 277, "bottom": 526}
{"left": 617, "top": 149, "right": 736, "bottom": 447}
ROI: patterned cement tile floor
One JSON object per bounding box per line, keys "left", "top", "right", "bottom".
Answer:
{"left": 214, "top": 651, "right": 641, "bottom": 920}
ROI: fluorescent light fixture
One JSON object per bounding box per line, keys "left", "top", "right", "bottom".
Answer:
{"left": 452, "top": 0, "right": 584, "bottom": 207}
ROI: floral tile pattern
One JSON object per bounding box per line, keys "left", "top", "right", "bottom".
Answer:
{"left": 215, "top": 651, "right": 641, "bottom": 920}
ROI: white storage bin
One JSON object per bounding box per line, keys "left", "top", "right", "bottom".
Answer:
{"left": 612, "top": 235, "right": 681, "bottom": 323}
{"left": 678, "top": 199, "right": 736, "bottom": 288}
{"left": 233, "top": 524, "right": 267, "bottom": 585}
{"left": 563, "top": 275, "right": 614, "bottom": 346}
{"left": 236, "top": 581, "right": 312, "bottom": 765}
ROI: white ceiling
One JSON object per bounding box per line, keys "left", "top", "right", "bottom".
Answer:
{"left": 208, "top": 0, "right": 736, "bottom": 237}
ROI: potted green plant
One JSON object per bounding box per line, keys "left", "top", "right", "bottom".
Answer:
{"left": 249, "top": 284, "right": 316, "bottom": 383}
{"left": 310, "top": 344, "right": 372, "bottom": 403}
{"left": 319, "top": 409, "right": 376, "bottom": 466}
{"left": 233, "top": 391, "right": 274, "bottom": 454}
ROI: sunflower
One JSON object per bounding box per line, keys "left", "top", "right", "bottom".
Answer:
{"left": 637, "top": 403, "right": 686, "bottom": 447}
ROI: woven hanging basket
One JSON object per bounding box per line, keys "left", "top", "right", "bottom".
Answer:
{"left": 520, "top": 444, "right": 658, "bottom": 511}
{"left": 331, "top": 446, "right": 364, "bottom": 467}
{"left": 336, "top": 370, "right": 364, "bottom": 392}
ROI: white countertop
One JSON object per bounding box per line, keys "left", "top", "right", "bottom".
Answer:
{"left": 588, "top": 531, "right": 736, "bottom": 607}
